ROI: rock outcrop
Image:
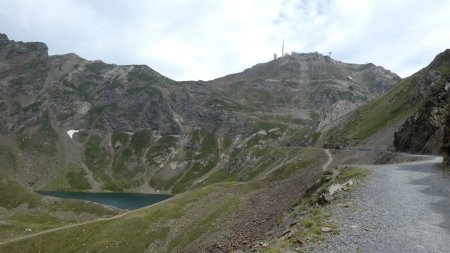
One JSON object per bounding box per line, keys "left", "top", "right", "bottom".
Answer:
{"left": 394, "top": 50, "right": 450, "bottom": 154}
{"left": 442, "top": 110, "right": 450, "bottom": 168}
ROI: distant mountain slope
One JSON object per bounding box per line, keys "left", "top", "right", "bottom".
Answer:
{"left": 323, "top": 49, "right": 450, "bottom": 156}
{"left": 211, "top": 53, "right": 399, "bottom": 131}
{"left": 0, "top": 34, "right": 399, "bottom": 193}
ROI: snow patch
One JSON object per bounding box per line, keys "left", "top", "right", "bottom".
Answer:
{"left": 347, "top": 76, "right": 353, "bottom": 80}
{"left": 67, "top": 130, "right": 80, "bottom": 139}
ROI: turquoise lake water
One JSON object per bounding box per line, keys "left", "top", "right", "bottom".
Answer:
{"left": 37, "top": 191, "right": 173, "bottom": 210}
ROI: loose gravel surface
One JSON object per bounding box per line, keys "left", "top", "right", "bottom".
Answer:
{"left": 315, "top": 156, "right": 450, "bottom": 253}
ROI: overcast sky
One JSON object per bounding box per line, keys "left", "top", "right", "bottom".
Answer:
{"left": 1, "top": 0, "right": 449, "bottom": 81}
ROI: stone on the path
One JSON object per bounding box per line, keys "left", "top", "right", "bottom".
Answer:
{"left": 321, "top": 226, "right": 332, "bottom": 232}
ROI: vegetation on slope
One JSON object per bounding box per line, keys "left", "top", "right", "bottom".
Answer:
{"left": 323, "top": 49, "right": 450, "bottom": 153}
{"left": 0, "top": 174, "right": 120, "bottom": 241}
{"left": 0, "top": 183, "right": 241, "bottom": 252}
{"left": 0, "top": 147, "right": 328, "bottom": 252}
{"left": 260, "top": 166, "right": 370, "bottom": 252}
{"left": 322, "top": 71, "right": 423, "bottom": 147}
{"left": 394, "top": 51, "right": 450, "bottom": 154}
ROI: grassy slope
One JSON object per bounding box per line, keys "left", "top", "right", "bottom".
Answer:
{"left": 0, "top": 174, "right": 120, "bottom": 240}
{"left": 321, "top": 70, "right": 424, "bottom": 146}
{"left": 0, "top": 147, "right": 326, "bottom": 253}
{"left": 0, "top": 183, "right": 240, "bottom": 252}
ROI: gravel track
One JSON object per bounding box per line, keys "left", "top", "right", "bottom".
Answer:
{"left": 316, "top": 156, "right": 450, "bottom": 253}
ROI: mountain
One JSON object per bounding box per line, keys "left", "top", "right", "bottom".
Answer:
{"left": 0, "top": 34, "right": 399, "bottom": 193}
{"left": 323, "top": 49, "right": 450, "bottom": 157}
{"left": 211, "top": 52, "right": 399, "bottom": 130}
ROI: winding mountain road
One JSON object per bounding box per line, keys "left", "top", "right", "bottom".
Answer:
{"left": 322, "top": 149, "right": 332, "bottom": 170}
{"left": 318, "top": 156, "right": 450, "bottom": 253}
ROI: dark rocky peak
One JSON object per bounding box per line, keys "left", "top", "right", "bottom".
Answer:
{"left": 428, "top": 49, "right": 450, "bottom": 70}
{"left": 0, "top": 34, "right": 48, "bottom": 69}
{"left": 406, "top": 49, "right": 450, "bottom": 104}
{"left": 0, "top": 33, "right": 9, "bottom": 43}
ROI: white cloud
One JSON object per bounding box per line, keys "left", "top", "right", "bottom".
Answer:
{"left": 0, "top": 0, "right": 449, "bottom": 80}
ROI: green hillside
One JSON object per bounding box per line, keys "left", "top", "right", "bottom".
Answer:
{"left": 0, "top": 174, "right": 120, "bottom": 241}
{"left": 323, "top": 49, "right": 450, "bottom": 151}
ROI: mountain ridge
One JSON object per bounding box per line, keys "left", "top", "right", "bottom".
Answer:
{"left": 0, "top": 33, "right": 399, "bottom": 193}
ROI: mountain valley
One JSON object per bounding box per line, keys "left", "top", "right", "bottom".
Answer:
{"left": 0, "top": 34, "right": 449, "bottom": 252}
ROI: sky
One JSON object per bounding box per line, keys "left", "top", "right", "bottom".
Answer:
{"left": 1, "top": 0, "right": 449, "bottom": 81}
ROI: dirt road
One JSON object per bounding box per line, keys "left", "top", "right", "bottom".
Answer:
{"left": 317, "top": 156, "right": 450, "bottom": 252}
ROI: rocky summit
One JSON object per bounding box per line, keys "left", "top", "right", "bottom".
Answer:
{"left": 0, "top": 34, "right": 399, "bottom": 193}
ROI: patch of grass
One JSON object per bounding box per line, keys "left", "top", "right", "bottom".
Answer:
{"left": 63, "top": 80, "right": 89, "bottom": 100}
{"left": 22, "top": 100, "right": 42, "bottom": 112}
{"left": 75, "top": 131, "right": 89, "bottom": 143}
{"left": 295, "top": 203, "right": 338, "bottom": 244}
{"left": 8, "top": 59, "right": 47, "bottom": 96}
{"left": 0, "top": 174, "right": 42, "bottom": 209}
{"left": 102, "top": 180, "right": 123, "bottom": 192}
{"left": 16, "top": 111, "right": 59, "bottom": 154}
{"left": 172, "top": 131, "right": 219, "bottom": 193}
{"left": 337, "top": 167, "right": 370, "bottom": 183}
{"left": 85, "top": 62, "right": 107, "bottom": 74}
{"left": 268, "top": 167, "right": 370, "bottom": 250}
{"left": 253, "top": 121, "right": 286, "bottom": 132}
{"left": 125, "top": 86, "right": 163, "bottom": 97}
{"left": 84, "top": 134, "right": 110, "bottom": 179}
{"left": 312, "top": 132, "right": 321, "bottom": 142}
{"left": 0, "top": 146, "right": 17, "bottom": 172}
{"left": 106, "top": 77, "right": 123, "bottom": 89}
{"left": 65, "top": 171, "right": 91, "bottom": 190}
{"left": 146, "top": 135, "right": 177, "bottom": 167}
{"left": 130, "top": 129, "right": 152, "bottom": 154}
{"left": 86, "top": 103, "right": 117, "bottom": 117}
{"left": 111, "top": 131, "right": 149, "bottom": 186}
{"left": 167, "top": 197, "right": 240, "bottom": 251}
{"left": 111, "top": 131, "right": 130, "bottom": 148}
{"left": 2, "top": 212, "right": 74, "bottom": 238}
{"left": 271, "top": 148, "right": 320, "bottom": 179}
{"left": 0, "top": 174, "right": 119, "bottom": 241}
{"left": 324, "top": 72, "right": 423, "bottom": 145}
{"left": 0, "top": 184, "right": 225, "bottom": 253}
{"left": 205, "top": 98, "right": 244, "bottom": 111}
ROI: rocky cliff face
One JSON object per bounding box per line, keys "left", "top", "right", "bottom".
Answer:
{"left": 442, "top": 110, "right": 450, "bottom": 168}
{"left": 0, "top": 34, "right": 399, "bottom": 193}
{"left": 394, "top": 50, "right": 450, "bottom": 154}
